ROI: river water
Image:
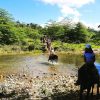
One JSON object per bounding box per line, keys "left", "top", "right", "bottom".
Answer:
{"left": 0, "top": 53, "right": 100, "bottom": 77}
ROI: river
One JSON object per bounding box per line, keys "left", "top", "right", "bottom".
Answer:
{"left": 0, "top": 53, "right": 100, "bottom": 77}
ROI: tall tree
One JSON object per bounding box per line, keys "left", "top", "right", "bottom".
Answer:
{"left": 0, "top": 8, "right": 17, "bottom": 44}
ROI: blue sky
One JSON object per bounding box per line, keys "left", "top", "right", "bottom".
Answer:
{"left": 0, "top": 0, "right": 100, "bottom": 29}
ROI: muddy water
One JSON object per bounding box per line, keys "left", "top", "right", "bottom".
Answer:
{"left": 0, "top": 53, "right": 100, "bottom": 77}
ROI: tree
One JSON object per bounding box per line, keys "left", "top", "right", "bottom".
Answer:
{"left": 0, "top": 8, "right": 18, "bottom": 44}
{"left": 0, "top": 8, "right": 13, "bottom": 24}
{"left": 73, "top": 22, "right": 93, "bottom": 43}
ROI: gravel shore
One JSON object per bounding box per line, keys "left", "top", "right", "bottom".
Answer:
{"left": 0, "top": 71, "right": 80, "bottom": 100}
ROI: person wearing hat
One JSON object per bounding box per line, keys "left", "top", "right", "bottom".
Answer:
{"left": 83, "top": 44, "right": 95, "bottom": 63}
{"left": 75, "top": 44, "right": 97, "bottom": 85}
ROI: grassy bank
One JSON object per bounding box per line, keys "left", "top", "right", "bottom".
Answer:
{"left": 52, "top": 41, "right": 100, "bottom": 54}
{"left": 0, "top": 42, "right": 100, "bottom": 55}
{"left": 0, "top": 45, "right": 42, "bottom": 55}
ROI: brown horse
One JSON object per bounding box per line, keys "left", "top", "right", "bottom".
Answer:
{"left": 75, "top": 63, "right": 99, "bottom": 100}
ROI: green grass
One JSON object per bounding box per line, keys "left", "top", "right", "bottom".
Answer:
{"left": 0, "top": 45, "right": 42, "bottom": 55}
{"left": 0, "top": 42, "right": 100, "bottom": 55}
{"left": 52, "top": 41, "right": 100, "bottom": 54}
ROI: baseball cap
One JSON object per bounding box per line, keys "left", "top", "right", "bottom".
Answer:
{"left": 86, "top": 44, "right": 91, "bottom": 48}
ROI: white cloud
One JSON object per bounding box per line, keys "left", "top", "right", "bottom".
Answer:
{"left": 40, "top": 0, "right": 94, "bottom": 6}
{"left": 39, "top": 0, "right": 97, "bottom": 29}
{"left": 40, "top": 0, "right": 95, "bottom": 17}
{"left": 60, "top": 5, "right": 80, "bottom": 17}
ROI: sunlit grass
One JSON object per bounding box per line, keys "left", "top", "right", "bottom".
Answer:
{"left": 0, "top": 42, "right": 100, "bottom": 55}
{"left": 52, "top": 41, "right": 100, "bottom": 54}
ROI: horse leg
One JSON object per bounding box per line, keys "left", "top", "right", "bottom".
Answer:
{"left": 97, "top": 83, "right": 99, "bottom": 95}
{"left": 86, "top": 86, "right": 91, "bottom": 100}
{"left": 55, "top": 59, "right": 58, "bottom": 63}
{"left": 96, "top": 83, "right": 99, "bottom": 99}
{"left": 51, "top": 60, "right": 53, "bottom": 64}
{"left": 79, "top": 85, "right": 83, "bottom": 100}
{"left": 91, "top": 85, "right": 94, "bottom": 96}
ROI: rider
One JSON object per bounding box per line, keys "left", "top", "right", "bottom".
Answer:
{"left": 75, "top": 44, "right": 96, "bottom": 85}
{"left": 46, "top": 37, "right": 52, "bottom": 53}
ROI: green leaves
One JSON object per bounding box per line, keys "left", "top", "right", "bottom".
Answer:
{"left": 0, "top": 8, "right": 99, "bottom": 49}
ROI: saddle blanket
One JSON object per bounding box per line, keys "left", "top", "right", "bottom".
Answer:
{"left": 94, "top": 62, "right": 100, "bottom": 75}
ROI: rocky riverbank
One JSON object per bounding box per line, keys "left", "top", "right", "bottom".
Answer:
{"left": 0, "top": 72, "right": 80, "bottom": 100}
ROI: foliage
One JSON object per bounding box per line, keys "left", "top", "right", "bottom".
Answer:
{"left": 0, "top": 8, "right": 100, "bottom": 53}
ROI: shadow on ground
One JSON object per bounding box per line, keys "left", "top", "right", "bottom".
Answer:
{"left": 0, "top": 90, "right": 100, "bottom": 100}
{"left": 43, "top": 91, "right": 100, "bottom": 100}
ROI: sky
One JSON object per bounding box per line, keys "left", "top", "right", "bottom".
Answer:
{"left": 0, "top": 0, "right": 100, "bottom": 30}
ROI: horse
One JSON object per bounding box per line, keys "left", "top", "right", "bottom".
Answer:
{"left": 75, "top": 63, "right": 99, "bottom": 100}
{"left": 48, "top": 54, "right": 58, "bottom": 64}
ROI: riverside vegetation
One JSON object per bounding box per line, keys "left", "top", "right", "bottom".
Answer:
{"left": 0, "top": 8, "right": 100, "bottom": 55}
